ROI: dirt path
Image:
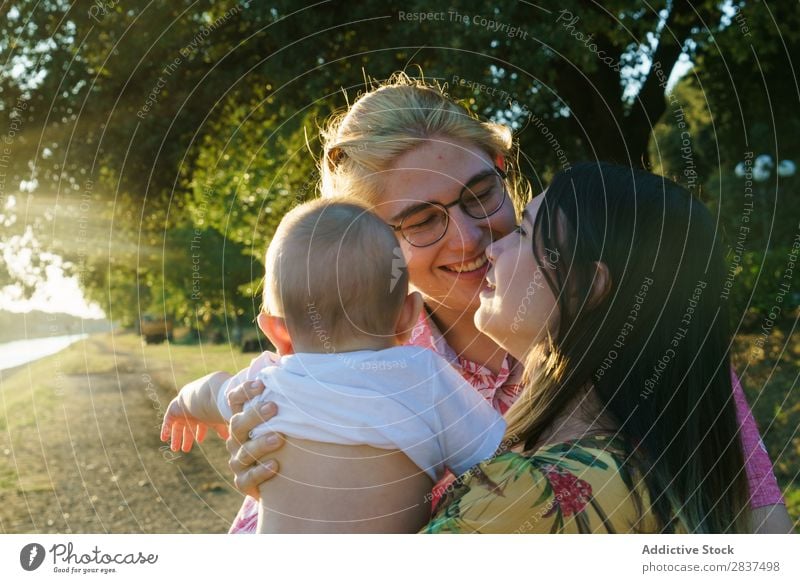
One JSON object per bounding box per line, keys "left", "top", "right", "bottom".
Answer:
{"left": 0, "top": 335, "right": 245, "bottom": 533}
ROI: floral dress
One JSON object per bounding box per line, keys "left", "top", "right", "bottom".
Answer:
{"left": 423, "top": 435, "right": 667, "bottom": 534}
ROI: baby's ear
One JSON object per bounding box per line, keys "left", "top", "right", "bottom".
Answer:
{"left": 257, "top": 312, "right": 294, "bottom": 355}
{"left": 395, "top": 291, "right": 423, "bottom": 345}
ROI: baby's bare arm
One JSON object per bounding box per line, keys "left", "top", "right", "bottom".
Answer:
{"left": 161, "top": 372, "right": 233, "bottom": 452}
{"left": 256, "top": 438, "right": 433, "bottom": 533}
{"left": 178, "top": 371, "right": 231, "bottom": 424}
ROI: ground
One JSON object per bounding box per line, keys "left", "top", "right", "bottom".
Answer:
{"left": 0, "top": 332, "right": 252, "bottom": 533}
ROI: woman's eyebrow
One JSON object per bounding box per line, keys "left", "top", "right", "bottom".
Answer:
{"left": 389, "top": 201, "right": 430, "bottom": 224}
{"left": 389, "top": 168, "right": 497, "bottom": 224}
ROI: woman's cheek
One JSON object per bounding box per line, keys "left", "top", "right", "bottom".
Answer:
{"left": 402, "top": 245, "right": 439, "bottom": 295}
{"left": 502, "top": 267, "right": 556, "bottom": 346}
{"left": 490, "top": 206, "right": 518, "bottom": 239}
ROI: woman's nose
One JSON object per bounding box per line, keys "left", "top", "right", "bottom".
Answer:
{"left": 444, "top": 205, "right": 486, "bottom": 253}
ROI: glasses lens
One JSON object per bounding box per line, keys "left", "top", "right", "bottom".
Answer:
{"left": 461, "top": 174, "right": 505, "bottom": 219}
{"left": 400, "top": 204, "right": 448, "bottom": 247}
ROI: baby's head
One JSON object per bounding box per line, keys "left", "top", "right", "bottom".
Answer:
{"left": 258, "top": 198, "right": 422, "bottom": 354}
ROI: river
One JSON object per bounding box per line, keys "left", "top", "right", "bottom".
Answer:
{"left": 0, "top": 333, "right": 89, "bottom": 371}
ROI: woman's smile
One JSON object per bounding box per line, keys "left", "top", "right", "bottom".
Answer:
{"left": 439, "top": 251, "right": 490, "bottom": 280}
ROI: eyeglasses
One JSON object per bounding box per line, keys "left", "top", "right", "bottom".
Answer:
{"left": 388, "top": 167, "right": 508, "bottom": 247}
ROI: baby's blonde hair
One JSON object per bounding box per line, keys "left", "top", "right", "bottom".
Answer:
{"left": 264, "top": 198, "right": 408, "bottom": 351}
{"left": 320, "top": 72, "right": 528, "bottom": 212}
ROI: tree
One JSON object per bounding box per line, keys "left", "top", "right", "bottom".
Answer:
{"left": 648, "top": 1, "right": 800, "bottom": 325}
{"left": 2, "top": 0, "right": 796, "bottom": 324}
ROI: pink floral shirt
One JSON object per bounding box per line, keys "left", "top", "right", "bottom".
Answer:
{"left": 407, "top": 309, "right": 523, "bottom": 415}
{"left": 227, "top": 311, "right": 782, "bottom": 533}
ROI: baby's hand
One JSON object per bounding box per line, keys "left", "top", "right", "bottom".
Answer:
{"left": 160, "top": 396, "right": 229, "bottom": 453}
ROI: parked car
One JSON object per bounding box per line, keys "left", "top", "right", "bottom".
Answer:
{"left": 139, "top": 314, "right": 173, "bottom": 344}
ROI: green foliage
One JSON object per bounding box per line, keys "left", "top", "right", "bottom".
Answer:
{"left": 79, "top": 222, "right": 260, "bottom": 329}
{"left": 186, "top": 84, "right": 324, "bottom": 249}
{"left": 1, "top": 0, "right": 796, "bottom": 327}
{"left": 647, "top": 2, "right": 800, "bottom": 328}
{"left": 724, "top": 248, "right": 799, "bottom": 329}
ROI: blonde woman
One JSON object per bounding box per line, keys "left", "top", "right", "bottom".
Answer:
{"left": 189, "top": 74, "right": 789, "bottom": 532}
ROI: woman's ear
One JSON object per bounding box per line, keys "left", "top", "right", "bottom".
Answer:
{"left": 587, "top": 261, "right": 612, "bottom": 310}
{"left": 395, "top": 291, "right": 423, "bottom": 345}
{"left": 257, "top": 312, "right": 294, "bottom": 355}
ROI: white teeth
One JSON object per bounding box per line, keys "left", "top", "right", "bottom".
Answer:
{"left": 443, "top": 253, "right": 488, "bottom": 273}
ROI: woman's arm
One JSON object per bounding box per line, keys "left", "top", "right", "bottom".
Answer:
{"left": 730, "top": 371, "right": 792, "bottom": 532}
{"left": 256, "top": 437, "right": 433, "bottom": 533}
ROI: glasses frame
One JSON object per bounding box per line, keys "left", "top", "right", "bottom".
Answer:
{"left": 388, "top": 166, "right": 509, "bottom": 248}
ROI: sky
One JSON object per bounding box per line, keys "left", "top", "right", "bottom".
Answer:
{"left": 0, "top": 269, "right": 106, "bottom": 319}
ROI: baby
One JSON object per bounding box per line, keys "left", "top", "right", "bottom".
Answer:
{"left": 161, "top": 198, "right": 505, "bottom": 532}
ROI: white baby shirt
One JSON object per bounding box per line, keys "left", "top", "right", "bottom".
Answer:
{"left": 217, "top": 346, "right": 505, "bottom": 481}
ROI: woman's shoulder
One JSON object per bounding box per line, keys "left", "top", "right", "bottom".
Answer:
{"left": 423, "top": 435, "right": 659, "bottom": 534}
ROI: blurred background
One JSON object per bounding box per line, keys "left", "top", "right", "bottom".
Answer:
{"left": 0, "top": 0, "right": 797, "bottom": 532}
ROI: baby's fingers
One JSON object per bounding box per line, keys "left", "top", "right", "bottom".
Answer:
{"left": 160, "top": 417, "right": 171, "bottom": 442}
{"left": 170, "top": 423, "right": 182, "bottom": 452}
{"left": 181, "top": 426, "right": 195, "bottom": 453}
{"left": 195, "top": 424, "right": 208, "bottom": 444}
{"left": 214, "top": 424, "right": 230, "bottom": 441}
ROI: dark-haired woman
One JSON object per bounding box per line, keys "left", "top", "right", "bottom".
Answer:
{"left": 424, "top": 162, "right": 755, "bottom": 532}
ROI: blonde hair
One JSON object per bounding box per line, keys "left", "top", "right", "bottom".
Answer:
{"left": 264, "top": 198, "right": 409, "bottom": 350}
{"left": 320, "top": 72, "right": 529, "bottom": 213}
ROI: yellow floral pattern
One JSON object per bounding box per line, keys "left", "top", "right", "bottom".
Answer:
{"left": 423, "top": 435, "right": 664, "bottom": 533}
